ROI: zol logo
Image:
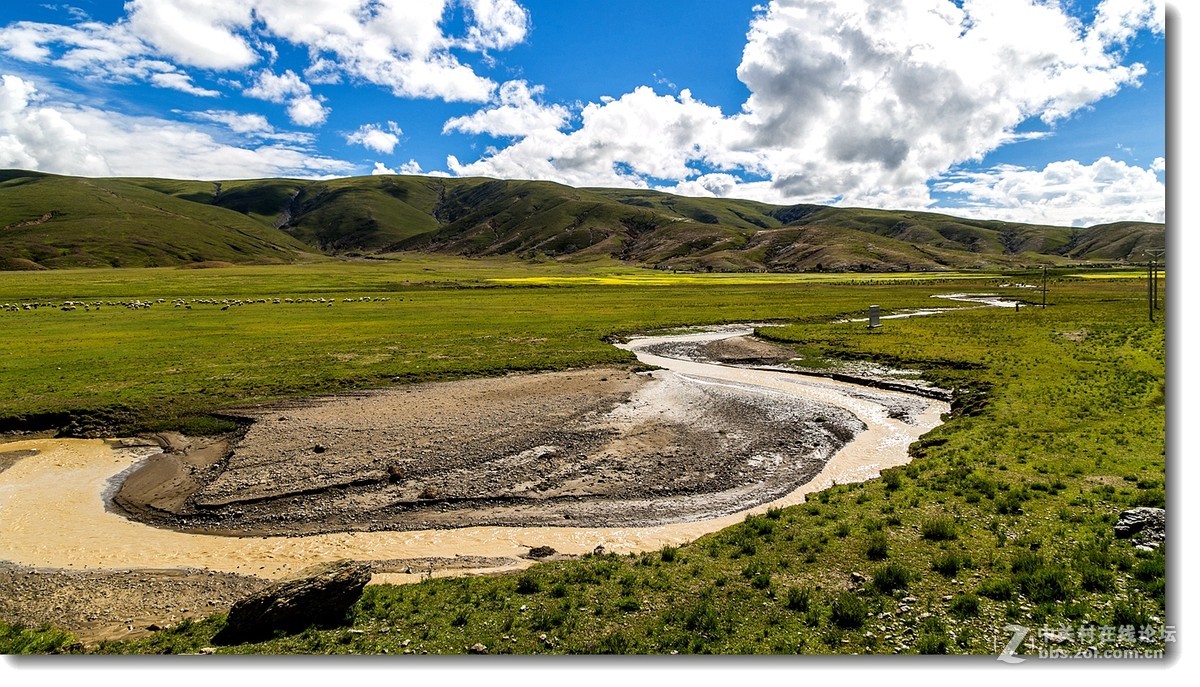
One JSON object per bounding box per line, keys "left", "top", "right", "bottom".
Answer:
{"left": 998, "top": 624, "right": 1030, "bottom": 664}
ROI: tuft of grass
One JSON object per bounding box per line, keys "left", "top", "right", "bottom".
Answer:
{"left": 871, "top": 562, "right": 916, "bottom": 594}
{"left": 920, "top": 516, "right": 958, "bottom": 541}
{"left": 949, "top": 594, "right": 981, "bottom": 619}
{"left": 830, "top": 592, "right": 867, "bottom": 630}
{"left": 785, "top": 586, "right": 814, "bottom": 613}
{"left": 865, "top": 532, "right": 889, "bottom": 561}
{"left": 931, "top": 552, "right": 973, "bottom": 578}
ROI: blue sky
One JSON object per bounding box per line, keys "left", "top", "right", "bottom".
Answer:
{"left": 0, "top": 0, "right": 1167, "bottom": 226}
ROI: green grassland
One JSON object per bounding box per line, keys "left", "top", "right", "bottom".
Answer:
{"left": 0, "top": 258, "right": 1166, "bottom": 655}
{"left": 0, "top": 258, "right": 990, "bottom": 435}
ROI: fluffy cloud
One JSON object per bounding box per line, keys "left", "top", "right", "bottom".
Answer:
{"left": 372, "top": 159, "right": 443, "bottom": 177}
{"left": 125, "top": 0, "right": 257, "bottom": 70}
{"left": 148, "top": 72, "right": 220, "bottom": 97}
{"left": 244, "top": 70, "right": 330, "bottom": 127}
{"left": 0, "top": 19, "right": 222, "bottom": 97}
{"left": 1, "top": 1, "right": 533, "bottom": 104}
{"left": 347, "top": 122, "right": 403, "bottom": 154}
{"left": 443, "top": 80, "right": 570, "bottom": 137}
{"left": 189, "top": 109, "right": 315, "bottom": 144}
{"left": 449, "top": 86, "right": 732, "bottom": 188}
{"left": 1, "top": 73, "right": 109, "bottom": 175}
{"left": 449, "top": 0, "right": 1164, "bottom": 223}
{"left": 459, "top": 0, "right": 530, "bottom": 51}
{"left": 934, "top": 156, "right": 1165, "bottom": 227}
{"left": 0, "top": 73, "right": 351, "bottom": 179}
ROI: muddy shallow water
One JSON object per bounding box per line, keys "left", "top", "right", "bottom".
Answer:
{"left": 0, "top": 326, "right": 947, "bottom": 585}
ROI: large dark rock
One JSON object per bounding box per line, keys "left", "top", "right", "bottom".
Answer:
{"left": 214, "top": 560, "right": 372, "bottom": 644}
{"left": 1114, "top": 507, "right": 1166, "bottom": 548}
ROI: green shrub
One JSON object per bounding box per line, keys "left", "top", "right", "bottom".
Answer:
{"left": 872, "top": 562, "right": 915, "bottom": 594}
{"left": 660, "top": 545, "right": 678, "bottom": 563}
{"left": 1010, "top": 551, "right": 1044, "bottom": 575}
{"left": 949, "top": 594, "right": 981, "bottom": 618}
{"left": 1017, "top": 565, "right": 1073, "bottom": 603}
{"left": 1079, "top": 562, "right": 1115, "bottom": 592}
{"left": 515, "top": 574, "right": 541, "bottom": 595}
{"left": 1112, "top": 598, "right": 1152, "bottom": 628}
{"left": 785, "top": 586, "right": 813, "bottom": 613}
{"left": 921, "top": 516, "right": 958, "bottom": 541}
{"left": 865, "top": 532, "right": 889, "bottom": 561}
{"left": 830, "top": 591, "right": 867, "bottom": 629}
{"left": 916, "top": 617, "right": 950, "bottom": 654}
{"left": 931, "top": 552, "right": 974, "bottom": 578}
{"left": 978, "top": 578, "right": 1015, "bottom": 601}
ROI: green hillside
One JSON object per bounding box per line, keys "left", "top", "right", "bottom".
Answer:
{"left": 0, "top": 169, "right": 1165, "bottom": 271}
{"left": 0, "top": 171, "right": 313, "bottom": 268}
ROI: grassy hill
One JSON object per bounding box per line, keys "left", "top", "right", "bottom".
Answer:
{"left": 0, "top": 171, "right": 314, "bottom": 268}
{"left": 0, "top": 169, "right": 1164, "bottom": 271}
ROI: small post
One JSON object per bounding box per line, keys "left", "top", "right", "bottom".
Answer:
{"left": 1145, "top": 249, "right": 1165, "bottom": 322}
{"left": 1148, "top": 258, "right": 1154, "bottom": 322}
{"left": 1041, "top": 266, "right": 1047, "bottom": 308}
{"left": 867, "top": 304, "right": 881, "bottom": 330}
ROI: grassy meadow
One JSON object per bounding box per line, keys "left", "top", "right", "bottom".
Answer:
{"left": 1, "top": 257, "right": 983, "bottom": 435}
{"left": 0, "top": 258, "right": 1166, "bottom": 655}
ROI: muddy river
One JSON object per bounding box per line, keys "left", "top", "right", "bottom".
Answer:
{"left": 0, "top": 326, "right": 948, "bottom": 584}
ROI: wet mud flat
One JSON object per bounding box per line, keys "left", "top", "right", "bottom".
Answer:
{"left": 114, "top": 366, "right": 870, "bottom": 536}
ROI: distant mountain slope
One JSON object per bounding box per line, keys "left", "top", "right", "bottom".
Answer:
{"left": 0, "top": 169, "right": 1165, "bottom": 271}
{"left": 0, "top": 171, "right": 313, "bottom": 268}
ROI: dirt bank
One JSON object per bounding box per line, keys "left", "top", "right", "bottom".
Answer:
{"left": 114, "top": 366, "right": 866, "bottom": 535}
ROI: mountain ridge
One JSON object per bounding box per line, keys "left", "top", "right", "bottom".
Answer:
{"left": 0, "top": 169, "right": 1164, "bottom": 271}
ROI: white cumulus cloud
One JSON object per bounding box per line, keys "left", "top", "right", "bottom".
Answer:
{"left": 1, "top": 1, "right": 536, "bottom": 105}
{"left": 934, "top": 156, "right": 1165, "bottom": 227}
{"left": 244, "top": 70, "right": 330, "bottom": 127}
{"left": 443, "top": 80, "right": 570, "bottom": 137}
{"left": 448, "top": 0, "right": 1164, "bottom": 225}
{"left": 1, "top": 73, "right": 352, "bottom": 179}
{"left": 126, "top": 0, "right": 258, "bottom": 70}
{"left": 347, "top": 121, "right": 404, "bottom": 154}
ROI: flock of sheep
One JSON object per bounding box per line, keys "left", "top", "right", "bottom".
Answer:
{"left": 1, "top": 296, "right": 393, "bottom": 313}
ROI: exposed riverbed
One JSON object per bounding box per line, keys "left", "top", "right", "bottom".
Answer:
{"left": 1, "top": 324, "right": 949, "bottom": 640}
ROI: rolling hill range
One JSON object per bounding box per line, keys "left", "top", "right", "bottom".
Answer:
{"left": 0, "top": 169, "right": 1164, "bottom": 271}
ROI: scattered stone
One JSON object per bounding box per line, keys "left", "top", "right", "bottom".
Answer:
{"left": 198, "top": 647, "right": 217, "bottom": 655}
{"left": 469, "top": 642, "right": 488, "bottom": 654}
{"left": 593, "top": 545, "right": 606, "bottom": 556}
{"left": 528, "top": 546, "right": 557, "bottom": 559}
{"left": 213, "top": 560, "right": 372, "bottom": 644}
{"left": 1114, "top": 507, "right": 1165, "bottom": 548}
{"left": 387, "top": 464, "right": 405, "bottom": 483}
{"left": 312, "top": 444, "right": 327, "bottom": 454}
{"left": 850, "top": 572, "right": 866, "bottom": 585}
